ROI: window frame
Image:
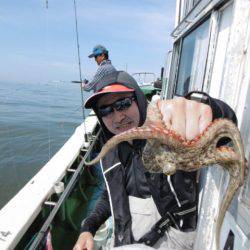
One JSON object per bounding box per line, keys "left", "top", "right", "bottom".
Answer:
{"left": 173, "top": 16, "right": 212, "bottom": 97}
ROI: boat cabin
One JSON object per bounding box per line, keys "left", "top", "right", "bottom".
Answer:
{"left": 162, "top": 0, "right": 250, "bottom": 249}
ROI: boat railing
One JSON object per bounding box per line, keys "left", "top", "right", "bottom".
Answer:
{"left": 27, "top": 129, "right": 101, "bottom": 249}
{"left": 132, "top": 72, "right": 157, "bottom": 86}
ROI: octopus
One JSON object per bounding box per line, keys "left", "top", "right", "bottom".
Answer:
{"left": 84, "top": 100, "right": 246, "bottom": 250}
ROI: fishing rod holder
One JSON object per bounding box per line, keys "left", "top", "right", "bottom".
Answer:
{"left": 54, "top": 181, "right": 64, "bottom": 194}
{"left": 67, "top": 168, "right": 76, "bottom": 173}
{"left": 44, "top": 201, "right": 57, "bottom": 207}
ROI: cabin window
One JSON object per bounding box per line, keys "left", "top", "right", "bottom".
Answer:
{"left": 180, "top": 0, "right": 195, "bottom": 19}
{"left": 180, "top": 0, "right": 202, "bottom": 20}
{"left": 175, "top": 18, "right": 210, "bottom": 96}
{"left": 179, "top": 0, "right": 186, "bottom": 21}
{"left": 166, "top": 41, "right": 182, "bottom": 99}
{"left": 162, "top": 51, "right": 173, "bottom": 100}
{"left": 184, "top": 0, "right": 195, "bottom": 16}
{"left": 193, "top": 0, "right": 201, "bottom": 5}
{"left": 208, "top": 3, "right": 233, "bottom": 98}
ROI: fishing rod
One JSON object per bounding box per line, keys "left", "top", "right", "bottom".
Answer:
{"left": 45, "top": 0, "right": 89, "bottom": 141}
{"left": 72, "top": 0, "right": 89, "bottom": 142}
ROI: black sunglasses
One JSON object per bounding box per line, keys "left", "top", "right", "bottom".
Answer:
{"left": 98, "top": 96, "right": 135, "bottom": 117}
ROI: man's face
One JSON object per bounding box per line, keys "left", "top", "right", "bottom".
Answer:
{"left": 97, "top": 92, "right": 140, "bottom": 135}
{"left": 95, "top": 54, "right": 105, "bottom": 65}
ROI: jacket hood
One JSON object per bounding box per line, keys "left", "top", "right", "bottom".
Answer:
{"left": 88, "top": 71, "right": 148, "bottom": 142}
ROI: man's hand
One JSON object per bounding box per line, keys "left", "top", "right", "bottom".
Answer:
{"left": 158, "top": 97, "right": 212, "bottom": 140}
{"left": 73, "top": 232, "right": 94, "bottom": 250}
{"left": 83, "top": 79, "right": 89, "bottom": 84}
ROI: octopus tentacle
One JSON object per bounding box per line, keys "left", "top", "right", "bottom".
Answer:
{"left": 210, "top": 122, "right": 244, "bottom": 250}
{"left": 83, "top": 100, "right": 246, "bottom": 250}
{"left": 84, "top": 125, "right": 165, "bottom": 166}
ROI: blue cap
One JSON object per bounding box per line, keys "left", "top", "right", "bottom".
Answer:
{"left": 88, "top": 45, "right": 108, "bottom": 58}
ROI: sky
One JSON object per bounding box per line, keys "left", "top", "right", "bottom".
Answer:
{"left": 0, "top": 0, "right": 176, "bottom": 84}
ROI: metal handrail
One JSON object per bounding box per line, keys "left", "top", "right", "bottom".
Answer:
{"left": 28, "top": 129, "right": 101, "bottom": 249}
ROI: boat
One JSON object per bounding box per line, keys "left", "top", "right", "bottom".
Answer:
{"left": 1, "top": 0, "right": 250, "bottom": 249}
{"left": 162, "top": 0, "right": 250, "bottom": 249}
{"left": 132, "top": 72, "right": 162, "bottom": 98}
{"left": 0, "top": 81, "right": 160, "bottom": 249}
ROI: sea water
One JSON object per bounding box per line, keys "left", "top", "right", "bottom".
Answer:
{"left": 0, "top": 81, "right": 90, "bottom": 209}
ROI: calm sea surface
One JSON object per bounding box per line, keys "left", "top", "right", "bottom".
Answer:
{"left": 0, "top": 81, "right": 90, "bottom": 209}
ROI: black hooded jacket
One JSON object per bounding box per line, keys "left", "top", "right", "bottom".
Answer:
{"left": 81, "top": 71, "right": 237, "bottom": 247}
